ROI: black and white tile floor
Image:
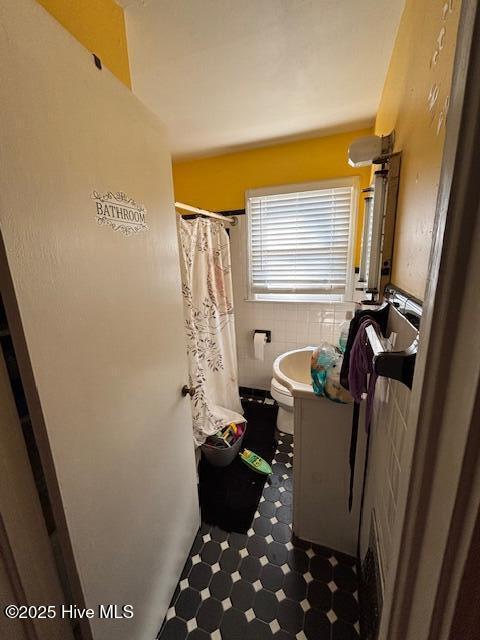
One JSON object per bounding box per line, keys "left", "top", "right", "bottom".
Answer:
{"left": 158, "top": 434, "right": 361, "bottom": 640}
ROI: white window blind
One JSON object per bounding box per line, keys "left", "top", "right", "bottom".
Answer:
{"left": 247, "top": 184, "right": 355, "bottom": 297}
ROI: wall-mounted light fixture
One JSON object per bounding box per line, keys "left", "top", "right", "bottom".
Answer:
{"left": 348, "top": 132, "right": 395, "bottom": 167}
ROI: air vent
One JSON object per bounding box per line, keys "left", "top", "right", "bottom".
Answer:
{"left": 360, "top": 515, "right": 384, "bottom": 639}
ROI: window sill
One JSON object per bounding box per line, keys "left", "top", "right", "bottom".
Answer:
{"left": 245, "top": 294, "right": 345, "bottom": 304}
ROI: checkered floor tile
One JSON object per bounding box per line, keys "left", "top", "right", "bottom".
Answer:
{"left": 158, "top": 433, "right": 361, "bottom": 639}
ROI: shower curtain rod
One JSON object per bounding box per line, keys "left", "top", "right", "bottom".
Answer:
{"left": 175, "top": 201, "right": 238, "bottom": 225}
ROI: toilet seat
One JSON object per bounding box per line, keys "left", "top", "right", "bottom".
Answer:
{"left": 271, "top": 377, "right": 294, "bottom": 407}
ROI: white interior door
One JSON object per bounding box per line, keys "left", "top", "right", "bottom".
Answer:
{"left": 0, "top": 2, "right": 199, "bottom": 639}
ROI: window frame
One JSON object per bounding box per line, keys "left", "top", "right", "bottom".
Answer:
{"left": 245, "top": 177, "right": 359, "bottom": 303}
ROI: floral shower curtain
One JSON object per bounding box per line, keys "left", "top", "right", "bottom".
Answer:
{"left": 178, "top": 217, "right": 243, "bottom": 445}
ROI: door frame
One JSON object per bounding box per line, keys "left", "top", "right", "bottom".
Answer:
{"left": 0, "top": 345, "right": 75, "bottom": 640}
{"left": 0, "top": 245, "right": 92, "bottom": 640}
{"left": 379, "top": 1, "right": 480, "bottom": 638}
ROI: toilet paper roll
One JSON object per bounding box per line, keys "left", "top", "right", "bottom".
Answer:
{"left": 254, "top": 332, "right": 267, "bottom": 361}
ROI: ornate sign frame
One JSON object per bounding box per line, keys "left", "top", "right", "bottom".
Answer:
{"left": 92, "top": 191, "right": 148, "bottom": 236}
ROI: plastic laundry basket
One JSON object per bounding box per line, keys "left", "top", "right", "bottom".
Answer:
{"left": 201, "top": 431, "right": 245, "bottom": 467}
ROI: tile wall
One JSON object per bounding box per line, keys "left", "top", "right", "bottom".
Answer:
{"left": 229, "top": 217, "right": 356, "bottom": 390}
{"left": 364, "top": 378, "right": 411, "bottom": 584}
{"left": 359, "top": 309, "right": 416, "bottom": 590}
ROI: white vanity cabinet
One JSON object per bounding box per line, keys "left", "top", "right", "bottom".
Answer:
{"left": 292, "top": 395, "right": 366, "bottom": 556}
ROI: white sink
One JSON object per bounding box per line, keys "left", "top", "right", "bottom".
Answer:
{"left": 273, "top": 347, "right": 316, "bottom": 399}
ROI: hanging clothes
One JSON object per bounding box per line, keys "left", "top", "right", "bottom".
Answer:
{"left": 178, "top": 217, "right": 243, "bottom": 446}
{"left": 348, "top": 316, "right": 381, "bottom": 429}
{"left": 340, "top": 304, "right": 389, "bottom": 390}
{"left": 342, "top": 308, "right": 386, "bottom": 511}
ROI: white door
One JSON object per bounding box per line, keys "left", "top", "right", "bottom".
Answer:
{"left": 0, "top": 2, "right": 199, "bottom": 640}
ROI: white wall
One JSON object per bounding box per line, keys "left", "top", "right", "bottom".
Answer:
{"left": 230, "top": 216, "right": 356, "bottom": 389}
{"left": 0, "top": 3, "right": 199, "bottom": 639}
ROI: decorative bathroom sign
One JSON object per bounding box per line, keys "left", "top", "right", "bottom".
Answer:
{"left": 92, "top": 191, "right": 148, "bottom": 236}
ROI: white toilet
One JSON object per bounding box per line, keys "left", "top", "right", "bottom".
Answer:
{"left": 270, "top": 377, "right": 294, "bottom": 434}
{"left": 270, "top": 347, "right": 315, "bottom": 436}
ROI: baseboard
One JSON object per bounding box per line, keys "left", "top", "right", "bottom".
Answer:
{"left": 239, "top": 386, "right": 275, "bottom": 405}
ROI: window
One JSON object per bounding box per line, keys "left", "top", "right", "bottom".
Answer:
{"left": 246, "top": 179, "right": 358, "bottom": 302}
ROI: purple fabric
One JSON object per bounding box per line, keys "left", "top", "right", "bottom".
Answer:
{"left": 348, "top": 317, "right": 380, "bottom": 430}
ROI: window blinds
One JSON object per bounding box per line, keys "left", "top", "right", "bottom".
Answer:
{"left": 248, "top": 186, "right": 354, "bottom": 295}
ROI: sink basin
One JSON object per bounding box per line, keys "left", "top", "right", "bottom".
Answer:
{"left": 273, "top": 347, "right": 316, "bottom": 399}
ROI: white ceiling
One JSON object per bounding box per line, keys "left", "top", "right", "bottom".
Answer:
{"left": 119, "top": 0, "right": 405, "bottom": 159}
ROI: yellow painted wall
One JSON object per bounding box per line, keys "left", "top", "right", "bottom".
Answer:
{"left": 36, "top": 0, "right": 131, "bottom": 88}
{"left": 375, "top": 0, "right": 461, "bottom": 300}
{"left": 173, "top": 129, "right": 373, "bottom": 265}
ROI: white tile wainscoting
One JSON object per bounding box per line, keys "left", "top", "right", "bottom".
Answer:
{"left": 363, "top": 376, "right": 411, "bottom": 585}
{"left": 230, "top": 216, "right": 356, "bottom": 390}
{"left": 359, "top": 306, "right": 417, "bottom": 593}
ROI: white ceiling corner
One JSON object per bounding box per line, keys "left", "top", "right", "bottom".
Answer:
{"left": 121, "top": 0, "right": 405, "bottom": 159}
